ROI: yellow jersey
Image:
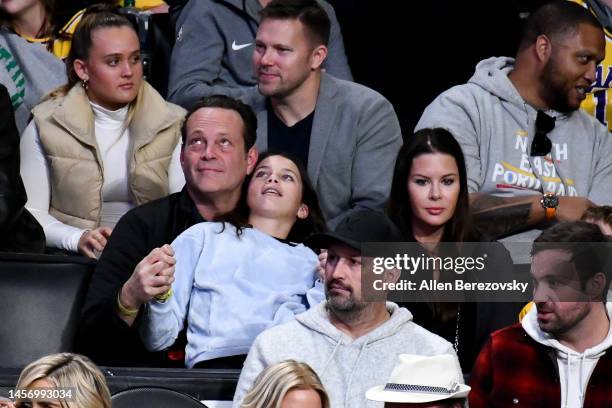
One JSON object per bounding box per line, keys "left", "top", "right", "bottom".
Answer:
{"left": 19, "top": 1, "right": 166, "bottom": 59}
{"left": 572, "top": 0, "right": 612, "bottom": 130}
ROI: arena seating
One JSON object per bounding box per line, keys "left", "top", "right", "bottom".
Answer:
{"left": 0, "top": 253, "right": 240, "bottom": 402}
{"left": 112, "top": 386, "right": 210, "bottom": 407}
{"left": 0, "top": 253, "right": 94, "bottom": 367}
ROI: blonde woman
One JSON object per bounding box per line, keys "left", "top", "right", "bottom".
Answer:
{"left": 241, "top": 360, "right": 329, "bottom": 408}
{"left": 13, "top": 353, "right": 111, "bottom": 408}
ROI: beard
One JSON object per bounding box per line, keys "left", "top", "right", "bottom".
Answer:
{"left": 540, "top": 59, "right": 579, "bottom": 113}
{"left": 325, "top": 280, "right": 367, "bottom": 314}
{"left": 537, "top": 302, "right": 590, "bottom": 335}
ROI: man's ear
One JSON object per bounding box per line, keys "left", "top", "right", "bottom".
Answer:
{"left": 384, "top": 267, "right": 401, "bottom": 285}
{"left": 310, "top": 44, "right": 328, "bottom": 71}
{"left": 73, "top": 59, "right": 89, "bottom": 81}
{"left": 246, "top": 147, "right": 258, "bottom": 175}
{"left": 297, "top": 204, "right": 309, "bottom": 220}
{"left": 586, "top": 272, "right": 606, "bottom": 300}
{"left": 535, "top": 34, "right": 552, "bottom": 63}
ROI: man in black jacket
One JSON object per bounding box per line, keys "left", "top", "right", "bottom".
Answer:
{"left": 77, "top": 95, "right": 258, "bottom": 366}
{"left": 0, "top": 84, "right": 44, "bottom": 253}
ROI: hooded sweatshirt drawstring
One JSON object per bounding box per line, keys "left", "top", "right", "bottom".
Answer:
{"left": 565, "top": 353, "right": 571, "bottom": 408}
{"left": 320, "top": 335, "right": 342, "bottom": 376}
{"left": 563, "top": 353, "right": 589, "bottom": 407}
{"left": 344, "top": 340, "right": 369, "bottom": 407}
{"left": 579, "top": 354, "right": 585, "bottom": 404}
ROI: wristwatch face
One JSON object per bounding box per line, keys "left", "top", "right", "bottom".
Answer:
{"left": 542, "top": 193, "right": 559, "bottom": 208}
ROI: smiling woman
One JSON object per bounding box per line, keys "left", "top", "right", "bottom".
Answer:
{"left": 19, "top": 4, "right": 186, "bottom": 258}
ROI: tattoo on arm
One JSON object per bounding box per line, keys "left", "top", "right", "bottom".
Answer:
{"left": 470, "top": 195, "right": 536, "bottom": 239}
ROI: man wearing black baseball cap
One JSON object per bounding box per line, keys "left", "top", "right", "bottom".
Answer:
{"left": 307, "top": 209, "right": 405, "bottom": 331}
{"left": 233, "top": 209, "right": 463, "bottom": 408}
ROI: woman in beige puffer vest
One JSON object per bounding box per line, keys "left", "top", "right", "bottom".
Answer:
{"left": 20, "top": 5, "right": 186, "bottom": 258}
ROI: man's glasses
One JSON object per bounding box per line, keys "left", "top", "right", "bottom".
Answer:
{"left": 530, "top": 110, "right": 555, "bottom": 157}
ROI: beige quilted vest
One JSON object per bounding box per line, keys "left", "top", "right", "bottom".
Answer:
{"left": 32, "top": 82, "right": 186, "bottom": 229}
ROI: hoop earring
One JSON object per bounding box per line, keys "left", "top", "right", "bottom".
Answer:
{"left": 82, "top": 79, "right": 89, "bottom": 90}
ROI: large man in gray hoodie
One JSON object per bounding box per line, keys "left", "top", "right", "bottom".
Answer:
{"left": 232, "top": 210, "right": 463, "bottom": 408}
{"left": 416, "top": 1, "right": 612, "bottom": 260}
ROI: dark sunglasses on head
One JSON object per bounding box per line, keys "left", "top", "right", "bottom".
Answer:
{"left": 530, "top": 110, "right": 555, "bottom": 157}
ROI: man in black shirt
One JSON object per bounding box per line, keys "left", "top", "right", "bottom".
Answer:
{"left": 77, "top": 95, "right": 258, "bottom": 366}
{"left": 253, "top": 0, "right": 402, "bottom": 228}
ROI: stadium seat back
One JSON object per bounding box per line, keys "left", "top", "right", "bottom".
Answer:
{"left": 0, "top": 253, "right": 94, "bottom": 367}
{"left": 112, "top": 386, "right": 207, "bottom": 407}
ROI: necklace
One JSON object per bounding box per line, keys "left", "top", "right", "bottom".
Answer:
{"left": 453, "top": 303, "right": 461, "bottom": 353}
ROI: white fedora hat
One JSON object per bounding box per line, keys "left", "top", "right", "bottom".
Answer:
{"left": 366, "top": 354, "right": 470, "bottom": 403}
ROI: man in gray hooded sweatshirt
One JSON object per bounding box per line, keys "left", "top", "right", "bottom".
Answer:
{"left": 416, "top": 1, "right": 612, "bottom": 262}
{"left": 232, "top": 210, "right": 463, "bottom": 408}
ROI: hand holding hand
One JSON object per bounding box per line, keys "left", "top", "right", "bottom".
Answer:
{"left": 119, "top": 244, "right": 176, "bottom": 311}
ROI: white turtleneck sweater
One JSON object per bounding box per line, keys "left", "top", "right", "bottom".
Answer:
{"left": 20, "top": 101, "right": 185, "bottom": 253}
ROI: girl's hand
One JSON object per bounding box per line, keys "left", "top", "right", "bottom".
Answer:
{"left": 78, "top": 227, "right": 113, "bottom": 259}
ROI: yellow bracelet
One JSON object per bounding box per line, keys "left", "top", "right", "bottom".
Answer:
{"left": 154, "top": 288, "right": 173, "bottom": 302}
{"left": 116, "top": 293, "right": 139, "bottom": 317}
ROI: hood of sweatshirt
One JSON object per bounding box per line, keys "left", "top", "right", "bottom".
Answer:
{"left": 468, "top": 56, "right": 527, "bottom": 108}
{"left": 232, "top": 301, "right": 461, "bottom": 408}
{"left": 522, "top": 302, "right": 612, "bottom": 357}
{"left": 467, "top": 56, "right": 574, "bottom": 123}
{"left": 522, "top": 302, "right": 612, "bottom": 406}
{"left": 295, "top": 302, "right": 417, "bottom": 407}
{"left": 296, "top": 301, "right": 414, "bottom": 347}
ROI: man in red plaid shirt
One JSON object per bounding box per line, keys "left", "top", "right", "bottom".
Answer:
{"left": 469, "top": 221, "right": 612, "bottom": 408}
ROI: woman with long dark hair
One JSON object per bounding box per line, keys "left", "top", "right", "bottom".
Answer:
{"left": 388, "top": 128, "right": 517, "bottom": 372}
{"left": 141, "top": 152, "right": 326, "bottom": 369}
{"left": 388, "top": 127, "right": 475, "bottom": 243}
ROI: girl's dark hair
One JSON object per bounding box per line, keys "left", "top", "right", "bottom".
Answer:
{"left": 387, "top": 127, "right": 475, "bottom": 242}
{"left": 219, "top": 151, "right": 326, "bottom": 243}
{"left": 59, "top": 4, "right": 135, "bottom": 94}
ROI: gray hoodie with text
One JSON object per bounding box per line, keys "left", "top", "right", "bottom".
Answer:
{"left": 232, "top": 302, "right": 462, "bottom": 408}
{"left": 416, "top": 57, "right": 612, "bottom": 260}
